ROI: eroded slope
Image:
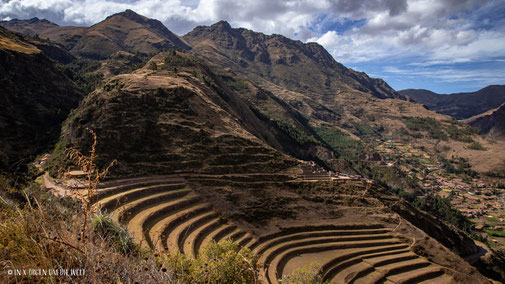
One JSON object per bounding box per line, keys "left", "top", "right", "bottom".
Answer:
{"left": 53, "top": 52, "right": 299, "bottom": 176}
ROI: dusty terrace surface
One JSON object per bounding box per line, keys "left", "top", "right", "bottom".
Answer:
{"left": 44, "top": 167, "right": 490, "bottom": 283}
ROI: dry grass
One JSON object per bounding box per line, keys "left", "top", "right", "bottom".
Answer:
{"left": 0, "top": 185, "right": 179, "bottom": 283}
{"left": 64, "top": 129, "right": 117, "bottom": 238}
{"left": 439, "top": 138, "right": 505, "bottom": 172}
{"left": 1, "top": 129, "right": 260, "bottom": 283}
{"left": 0, "top": 178, "right": 260, "bottom": 283}
{"left": 0, "top": 36, "right": 39, "bottom": 54}
{"left": 282, "top": 263, "right": 326, "bottom": 284}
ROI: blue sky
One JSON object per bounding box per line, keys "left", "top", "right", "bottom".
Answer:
{"left": 1, "top": 0, "right": 504, "bottom": 93}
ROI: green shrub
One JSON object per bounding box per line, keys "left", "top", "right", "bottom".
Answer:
{"left": 189, "top": 239, "right": 259, "bottom": 283}
{"left": 484, "top": 230, "right": 505, "bottom": 237}
{"left": 114, "top": 226, "right": 137, "bottom": 255}
{"left": 149, "top": 61, "right": 157, "bottom": 70}
{"left": 351, "top": 122, "right": 375, "bottom": 136}
{"left": 57, "top": 59, "right": 103, "bottom": 93}
{"left": 314, "top": 127, "right": 363, "bottom": 161}
{"left": 281, "top": 263, "right": 327, "bottom": 284}
{"left": 91, "top": 210, "right": 118, "bottom": 237}
{"left": 444, "top": 124, "right": 475, "bottom": 142}
{"left": 91, "top": 211, "right": 138, "bottom": 255}
{"left": 274, "top": 119, "right": 319, "bottom": 146}
{"left": 468, "top": 142, "right": 487, "bottom": 151}
{"left": 396, "top": 190, "right": 472, "bottom": 233}
{"left": 403, "top": 117, "right": 448, "bottom": 140}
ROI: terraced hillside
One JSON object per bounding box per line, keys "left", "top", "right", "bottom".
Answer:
{"left": 50, "top": 51, "right": 301, "bottom": 177}
{"left": 250, "top": 225, "right": 454, "bottom": 284}
{"left": 90, "top": 175, "right": 459, "bottom": 284}
{"left": 92, "top": 175, "right": 255, "bottom": 255}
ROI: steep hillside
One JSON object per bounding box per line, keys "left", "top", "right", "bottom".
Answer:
{"left": 400, "top": 85, "right": 505, "bottom": 119}
{"left": 467, "top": 103, "right": 505, "bottom": 139}
{"left": 1, "top": 10, "right": 190, "bottom": 60}
{"left": 184, "top": 21, "right": 404, "bottom": 101}
{"left": 0, "top": 20, "right": 75, "bottom": 63}
{"left": 0, "top": 26, "right": 82, "bottom": 172}
{"left": 52, "top": 51, "right": 302, "bottom": 176}
{"left": 46, "top": 51, "right": 486, "bottom": 282}
{"left": 183, "top": 20, "right": 492, "bottom": 179}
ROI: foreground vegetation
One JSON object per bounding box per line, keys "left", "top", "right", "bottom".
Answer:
{"left": 0, "top": 175, "right": 264, "bottom": 283}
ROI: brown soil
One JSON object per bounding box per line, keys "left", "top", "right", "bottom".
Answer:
{"left": 439, "top": 138, "right": 505, "bottom": 172}
{"left": 76, "top": 174, "right": 490, "bottom": 283}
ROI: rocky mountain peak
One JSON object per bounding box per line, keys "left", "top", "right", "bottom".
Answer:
{"left": 22, "top": 17, "right": 57, "bottom": 26}
{"left": 115, "top": 9, "right": 143, "bottom": 21}
{"left": 184, "top": 22, "right": 403, "bottom": 100}
{"left": 211, "top": 20, "right": 233, "bottom": 31}
{"left": 102, "top": 9, "right": 178, "bottom": 38}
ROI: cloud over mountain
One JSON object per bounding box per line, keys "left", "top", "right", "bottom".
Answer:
{"left": 1, "top": 0, "right": 504, "bottom": 92}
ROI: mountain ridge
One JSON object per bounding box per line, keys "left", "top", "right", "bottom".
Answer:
{"left": 1, "top": 9, "right": 190, "bottom": 59}
{"left": 184, "top": 20, "right": 405, "bottom": 101}
{"left": 467, "top": 102, "right": 505, "bottom": 140}
{"left": 0, "top": 10, "right": 501, "bottom": 283}
{"left": 1, "top": 12, "right": 404, "bottom": 101}
{"left": 399, "top": 85, "right": 505, "bottom": 120}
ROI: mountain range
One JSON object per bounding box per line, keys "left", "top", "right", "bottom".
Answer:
{"left": 184, "top": 20, "right": 404, "bottom": 101}
{"left": 1, "top": 9, "right": 504, "bottom": 283}
{"left": 1, "top": 10, "right": 189, "bottom": 59}
{"left": 1, "top": 11, "right": 421, "bottom": 173}
{"left": 2, "top": 9, "right": 502, "bottom": 178}
{"left": 399, "top": 85, "right": 505, "bottom": 120}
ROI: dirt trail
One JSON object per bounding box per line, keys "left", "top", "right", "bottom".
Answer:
{"left": 42, "top": 173, "right": 70, "bottom": 197}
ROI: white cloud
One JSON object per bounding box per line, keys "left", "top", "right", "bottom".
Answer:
{"left": 1, "top": 0, "right": 504, "bottom": 89}
{"left": 384, "top": 65, "right": 504, "bottom": 85}
{"left": 307, "top": 0, "right": 505, "bottom": 66}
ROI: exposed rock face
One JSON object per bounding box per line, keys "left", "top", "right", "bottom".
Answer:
{"left": 400, "top": 85, "right": 505, "bottom": 119}
{"left": 184, "top": 21, "right": 404, "bottom": 100}
{"left": 0, "top": 27, "right": 82, "bottom": 171}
